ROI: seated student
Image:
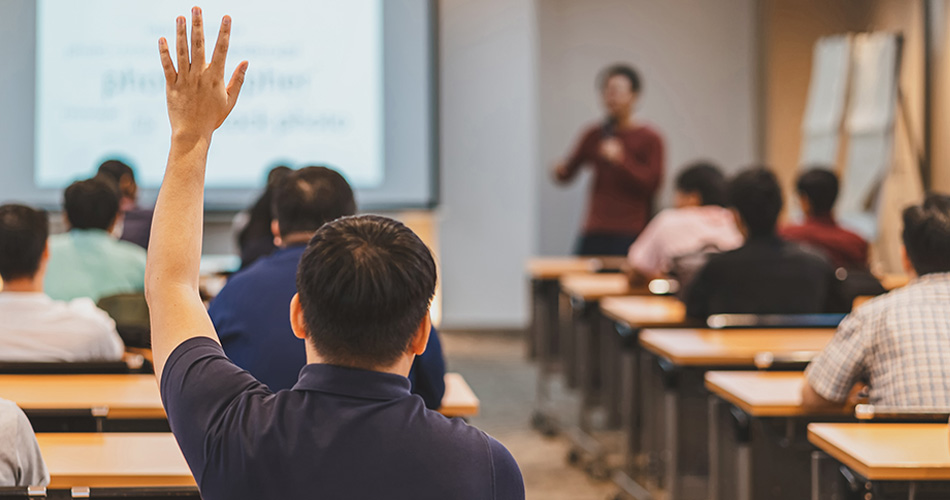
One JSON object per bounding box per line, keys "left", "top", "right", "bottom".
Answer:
{"left": 0, "top": 205, "right": 124, "bottom": 362}
{"left": 685, "top": 167, "right": 841, "bottom": 319}
{"left": 210, "top": 166, "right": 447, "bottom": 408}
{"left": 626, "top": 161, "right": 742, "bottom": 288}
{"left": 0, "top": 398, "right": 48, "bottom": 487}
{"left": 44, "top": 177, "right": 148, "bottom": 302}
{"left": 97, "top": 159, "right": 154, "bottom": 250}
{"left": 148, "top": 10, "right": 522, "bottom": 499}
{"left": 780, "top": 168, "right": 869, "bottom": 269}
{"left": 233, "top": 165, "right": 292, "bottom": 269}
{"left": 803, "top": 195, "right": 950, "bottom": 408}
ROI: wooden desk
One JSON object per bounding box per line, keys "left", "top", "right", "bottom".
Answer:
{"left": 37, "top": 433, "right": 195, "bottom": 488}
{"left": 640, "top": 328, "right": 835, "bottom": 366}
{"left": 600, "top": 295, "right": 687, "bottom": 328}
{"left": 705, "top": 371, "right": 849, "bottom": 418}
{"left": 527, "top": 257, "right": 603, "bottom": 280}
{"left": 809, "top": 423, "right": 950, "bottom": 481}
{"left": 637, "top": 328, "right": 836, "bottom": 500}
{"left": 559, "top": 272, "right": 636, "bottom": 301}
{"left": 439, "top": 373, "right": 479, "bottom": 418}
{"left": 0, "top": 374, "right": 164, "bottom": 420}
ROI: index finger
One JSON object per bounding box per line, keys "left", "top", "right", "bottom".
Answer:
{"left": 209, "top": 15, "right": 232, "bottom": 76}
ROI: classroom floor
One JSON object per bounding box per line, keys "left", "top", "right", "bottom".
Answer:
{"left": 441, "top": 331, "right": 616, "bottom": 500}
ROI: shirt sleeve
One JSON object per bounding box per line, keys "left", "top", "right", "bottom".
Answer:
{"left": 627, "top": 212, "right": 667, "bottom": 275}
{"left": 14, "top": 406, "right": 49, "bottom": 487}
{"left": 615, "top": 131, "right": 664, "bottom": 195}
{"left": 560, "top": 128, "right": 598, "bottom": 181}
{"left": 805, "top": 311, "right": 870, "bottom": 403}
{"left": 160, "top": 337, "right": 272, "bottom": 483}
{"left": 487, "top": 436, "right": 524, "bottom": 500}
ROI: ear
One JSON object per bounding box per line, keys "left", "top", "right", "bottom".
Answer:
{"left": 409, "top": 313, "right": 432, "bottom": 356}
{"left": 798, "top": 195, "right": 812, "bottom": 217}
{"left": 290, "top": 294, "right": 309, "bottom": 340}
{"left": 900, "top": 245, "right": 916, "bottom": 276}
{"left": 271, "top": 220, "right": 282, "bottom": 246}
{"left": 730, "top": 208, "right": 748, "bottom": 238}
{"left": 42, "top": 240, "right": 50, "bottom": 262}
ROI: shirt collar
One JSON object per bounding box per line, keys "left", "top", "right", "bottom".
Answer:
{"left": 912, "top": 272, "right": 950, "bottom": 285}
{"left": 69, "top": 228, "right": 112, "bottom": 238}
{"left": 292, "top": 363, "right": 412, "bottom": 401}
{"left": 0, "top": 292, "right": 51, "bottom": 303}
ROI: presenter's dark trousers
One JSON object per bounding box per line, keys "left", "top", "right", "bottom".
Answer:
{"left": 574, "top": 232, "right": 637, "bottom": 256}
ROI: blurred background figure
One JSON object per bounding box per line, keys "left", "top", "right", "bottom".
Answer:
{"left": 233, "top": 165, "right": 293, "bottom": 270}
{"left": 97, "top": 159, "right": 153, "bottom": 250}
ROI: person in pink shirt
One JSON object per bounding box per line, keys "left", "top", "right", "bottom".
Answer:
{"left": 626, "top": 162, "right": 743, "bottom": 288}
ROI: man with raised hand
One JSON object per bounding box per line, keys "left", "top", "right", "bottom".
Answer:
{"left": 147, "top": 8, "right": 524, "bottom": 500}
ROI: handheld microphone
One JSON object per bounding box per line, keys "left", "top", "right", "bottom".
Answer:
{"left": 602, "top": 117, "right": 617, "bottom": 138}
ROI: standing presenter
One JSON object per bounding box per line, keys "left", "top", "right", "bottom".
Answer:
{"left": 554, "top": 64, "right": 665, "bottom": 256}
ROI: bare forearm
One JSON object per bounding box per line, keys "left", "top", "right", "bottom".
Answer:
{"left": 146, "top": 133, "right": 212, "bottom": 294}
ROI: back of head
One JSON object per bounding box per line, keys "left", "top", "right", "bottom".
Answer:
{"left": 63, "top": 176, "right": 121, "bottom": 231}
{"left": 0, "top": 204, "right": 49, "bottom": 282}
{"left": 902, "top": 194, "right": 950, "bottom": 276}
{"left": 274, "top": 166, "right": 356, "bottom": 237}
{"left": 675, "top": 162, "right": 727, "bottom": 207}
{"left": 728, "top": 167, "right": 783, "bottom": 238}
{"left": 296, "top": 215, "right": 437, "bottom": 369}
{"left": 796, "top": 167, "right": 838, "bottom": 217}
{"left": 97, "top": 159, "right": 135, "bottom": 186}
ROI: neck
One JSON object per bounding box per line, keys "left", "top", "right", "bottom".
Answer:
{"left": 614, "top": 113, "right": 634, "bottom": 129}
{"left": 1, "top": 276, "right": 43, "bottom": 293}
{"left": 280, "top": 232, "right": 316, "bottom": 247}
{"left": 304, "top": 343, "right": 413, "bottom": 378}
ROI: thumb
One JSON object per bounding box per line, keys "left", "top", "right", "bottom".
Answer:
{"left": 226, "top": 61, "right": 249, "bottom": 113}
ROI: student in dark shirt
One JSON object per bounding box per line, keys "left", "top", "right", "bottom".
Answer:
{"left": 146, "top": 11, "right": 523, "bottom": 500}
{"left": 210, "top": 166, "right": 447, "bottom": 408}
{"left": 97, "top": 160, "right": 153, "bottom": 250}
{"left": 780, "top": 168, "right": 869, "bottom": 270}
{"left": 685, "top": 167, "right": 841, "bottom": 319}
{"left": 554, "top": 64, "right": 665, "bottom": 256}
{"left": 234, "top": 165, "right": 291, "bottom": 269}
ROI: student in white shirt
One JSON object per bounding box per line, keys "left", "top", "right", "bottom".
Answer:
{"left": 0, "top": 398, "right": 48, "bottom": 487}
{"left": 0, "top": 204, "right": 125, "bottom": 362}
{"left": 626, "top": 162, "right": 743, "bottom": 288}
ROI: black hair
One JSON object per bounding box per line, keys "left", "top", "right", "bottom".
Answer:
{"left": 796, "top": 168, "right": 838, "bottom": 217}
{"left": 902, "top": 194, "right": 950, "bottom": 276}
{"left": 728, "top": 167, "right": 783, "bottom": 238}
{"left": 63, "top": 176, "right": 121, "bottom": 231}
{"left": 675, "top": 162, "right": 727, "bottom": 207}
{"left": 274, "top": 166, "right": 357, "bottom": 237}
{"left": 238, "top": 165, "right": 293, "bottom": 249}
{"left": 0, "top": 204, "right": 49, "bottom": 282}
{"left": 296, "top": 215, "right": 437, "bottom": 368}
{"left": 598, "top": 64, "right": 642, "bottom": 93}
{"left": 97, "top": 159, "right": 136, "bottom": 186}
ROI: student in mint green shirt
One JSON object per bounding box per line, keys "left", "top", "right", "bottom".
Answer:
{"left": 44, "top": 177, "right": 147, "bottom": 303}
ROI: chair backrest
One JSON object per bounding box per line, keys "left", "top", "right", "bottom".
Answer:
{"left": 707, "top": 313, "right": 847, "bottom": 329}
{"left": 68, "top": 487, "right": 200, "bottom": 499}
{"left": 854, "top": 404, "right": 950, "bottom": 423}
{"left": 0, "top": 361, "right": 132, "bottom": 375}
{"left": 0, "top": 487, "right": 47, "bottom": 498}
{"left": 96, "top": 294, "right": 150, "bottom": 348}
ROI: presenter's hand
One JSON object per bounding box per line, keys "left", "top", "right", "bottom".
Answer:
{"left": 599, "top": 138, "right": 626, "bottom": 165}
{"left": 552, "top": 162, "right": 570, "bottom": 183}
{"left": 158, "top": 7, "right": 248, "bottom": 140}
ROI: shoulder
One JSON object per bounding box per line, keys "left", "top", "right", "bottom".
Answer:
{"left": 636, "top": 124, "right": 664, "bottom": 141}
{"left": 0, "top": 398, "right": 29, "bottom": 439}
{"left": 110, "top": 238, "right": 147, "bottom": 260}
{"left": 785, "top": 241, "right": 833, "bottom": 268}
{"left": 48, "top": 233, "right": 71, "bottom": 250}
{"left": 61, "top": 298, "right": 117, "bottom": 329}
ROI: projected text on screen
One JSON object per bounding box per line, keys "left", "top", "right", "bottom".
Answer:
{"left": 35, "top": 0, "right": 384, "bottom": 190}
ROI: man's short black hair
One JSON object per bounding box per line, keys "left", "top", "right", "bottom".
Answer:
{"left": 97, "top": 159, "right": 136, "bottom": 186}
{"left": 728, "top": 167, "right": 783, "bottom": 238}
{"left": 296, "top": 215, "right": 438, "bottom": 368}
{"left": 796, "top": 168, "right": 838, "bottom": 217}
{"left": 273, "top": 166, "right": 356, "bottom": 237}
{"left": 63, "top": 176, "right": 121, "bottom": 231}
{"left": 598, "top": 64, "right": 642, "bottom": 93}
{"left": 676, "top": 162, "right": 727, "bottom": 207}
{"left": 902, "top": 194, "right": 950, "bottom": 276}
{"left": 0, "top": 204, "right": 49, "bottom": 282}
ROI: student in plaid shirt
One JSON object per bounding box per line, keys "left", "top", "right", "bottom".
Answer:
{"left": 803, "top": 195, "right": 950, "bottom": 409}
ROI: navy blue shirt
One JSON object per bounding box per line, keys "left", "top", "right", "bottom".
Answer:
{"left": 209, "top": 244, "right": 446, "bottom": 408}
{"left": 161, "top": 338, "right": 524, "bottom": 500}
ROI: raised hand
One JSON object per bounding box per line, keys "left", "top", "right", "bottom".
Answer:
{"left": 158, "top": 7, "right": 248, "bottom": 140}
